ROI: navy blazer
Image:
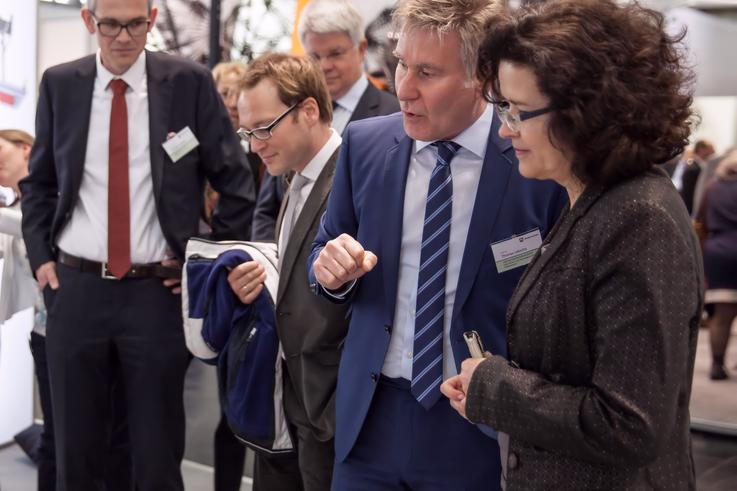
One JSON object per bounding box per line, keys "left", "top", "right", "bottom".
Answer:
{"left": 308, "top": 112, "right": 567, "bottom": 461}
{"left": 20, "top": 50, "right": 255, "bottom": 271}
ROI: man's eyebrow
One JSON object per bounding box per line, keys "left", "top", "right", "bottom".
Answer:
{"left": 95, "top": 15, "right": 149, "bottom": 23}
{"left": 416, "top": 63, "right": 441, "bottom": 72}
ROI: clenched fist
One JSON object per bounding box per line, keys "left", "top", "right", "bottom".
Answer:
{"left": 313, "top": 233, "right": 377, "bottom": 291}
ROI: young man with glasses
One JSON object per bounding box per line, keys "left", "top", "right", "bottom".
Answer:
{"left": 228, "top": 53, "right": 350, "bottom": 491}
{"left": 20, "top": 0, "right": 255, "bottom": 489}
{"left": 251, "top": 0, "right": 400, "bottom": 249}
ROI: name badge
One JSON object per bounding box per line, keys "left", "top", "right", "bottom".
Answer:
{"left": 490, "top": 228, "right": 542, "bottom": 273}
{"left": 162, "top": 126, "right": 199, "bottom": 163}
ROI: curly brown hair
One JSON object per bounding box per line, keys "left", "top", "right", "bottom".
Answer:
{"left": 479, "top": 0, "right": 695, "bottom": 188}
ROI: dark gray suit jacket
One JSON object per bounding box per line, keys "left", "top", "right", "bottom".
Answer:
{"left": 21, "top": 50, "right": 255, "bottom": 270}
{"left": 274, "top": 150, "right": 350, "bottom": 441}
{"left": 466, "top": 170, "right": 703, "bottom": 490}
{"left": 347, "top": 81, "right": 399, "bottom": 126}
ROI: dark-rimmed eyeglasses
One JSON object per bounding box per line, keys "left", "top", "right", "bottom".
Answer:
{"left": 493, "top": 100, "right": 553, "bottom": 132}
{"left": 237, "top": 102, "right": 300, "bottom": 143}
{"left": 89, "top": 13, "right": 151, "bottom": 38}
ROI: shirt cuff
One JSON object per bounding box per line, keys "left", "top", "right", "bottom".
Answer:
{"left": 322, "top": 279, "right": 357, "bottom": 300}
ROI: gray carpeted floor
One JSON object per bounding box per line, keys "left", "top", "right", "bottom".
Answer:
{"left": 690, "top": 324, "right": 737, "bottom": 434}
{"left": 2, "top": 325, "right": 736, "bottom": 490}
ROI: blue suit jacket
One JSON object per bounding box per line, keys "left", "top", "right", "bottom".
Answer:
{"left": 308, "top": 112, "right": 566, "bottom": 462}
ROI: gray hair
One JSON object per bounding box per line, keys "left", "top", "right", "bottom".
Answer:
{"left": 87, "top": 0, "right": 154, "bottom": 14}
{"left": 298, "top": 0, "right": 364, "bottom": 47}
{"left": 394, "top": 0, "right": 504, "bottom": 80}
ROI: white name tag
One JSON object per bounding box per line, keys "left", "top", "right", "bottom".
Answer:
{"left": 162, "top": 126, "right": 199, "bottom": 163}
{"left": 490, "top": 228, "right": 543, "bottom": 273}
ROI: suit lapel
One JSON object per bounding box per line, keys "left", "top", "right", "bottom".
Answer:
{"left": 145, "top": 51, "right": 173, "bottom": 206}
{"left": 347, "top": 84, "right": 379, "bottom": 126}
{"left": 450, "top": 114, "right": 514, "bottom": 327}
{"left": 274, "top": 182, "right": 288, "bottom": 244}
{"left": 277, "top": 151, "right": 339, "bottom": 304}
{"left": 505, "top": 186, "right": 602, "bottom": 324}
{"left": 381, "top": 134, "right": 413, "bottom": 327}
{"left": 70, "top": 57, "right": 97, "bottom": 200}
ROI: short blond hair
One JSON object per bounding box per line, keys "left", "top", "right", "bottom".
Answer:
{"left": 240, "top": 53, "right": 332, "bottom": 124}
{"left": 393, "top": 0, "right": 504, "bottom": 80}
{"left": 0, "top": 129, "right": 34, "bottom": 147}
{"left": 212, "top": 61, "right": 247, "bottom": 84}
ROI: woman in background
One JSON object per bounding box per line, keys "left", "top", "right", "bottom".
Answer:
{"left": 697, "top": 149, "right": 737, "bottom": 380}
{"left": 441, "top": 1, "right": 703, "bottom": 489}
{"left": 0, "top": 129, "right": 54, "bottom": 490}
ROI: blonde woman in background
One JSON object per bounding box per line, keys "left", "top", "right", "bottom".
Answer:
{"left": 0, "top": 129, "right": 54, "bottom": 489}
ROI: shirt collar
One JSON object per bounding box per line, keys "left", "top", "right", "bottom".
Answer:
{"left": 414, "top": 103, "right": 493, "bottom": 159}
{"left": 96, "top": 49, "right": 147, "bottom": 93}
{"left": 334, "top": 76, "right": 369, "bottom": 113}
{"left": 298, "top": 128, "right": 342, "bottom": 182}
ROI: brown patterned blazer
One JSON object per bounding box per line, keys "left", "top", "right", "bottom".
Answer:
{"left": 466, "top": 170, "right": 703, "bottom": 490}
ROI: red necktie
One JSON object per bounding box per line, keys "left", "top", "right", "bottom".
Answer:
{"left": 107, "top": 79, "right": 131, "bottom": 278}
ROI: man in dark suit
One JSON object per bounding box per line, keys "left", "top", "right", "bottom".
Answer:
{"left": 19, "top": 0, "right": 255, "bottom": 489}
{"left": 298, "top": 0, "right": 399, "bottom": 135}
{"left": 227, "top": 53, "right": 349, "bottom": 490}
{"left": 308, "top": 0, "right": 566, "bottom": 489}
{"left": 251, "top": 0, "right": 401, "bottom": 242}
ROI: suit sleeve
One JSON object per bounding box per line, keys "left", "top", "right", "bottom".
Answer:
{"left": 251, "top": 173, "right": 283, "bottom": 241}
{"left": 20, "top": 71, "right": 59, "bottom": 273}
{"left": 307, "top": 126, "right": 359, "bottom": 303}
{"left": 195, "top": 71, "right": 255, "bottom": 241}
{"left": 465, "top": 201, "right": 701, "bottom": 467}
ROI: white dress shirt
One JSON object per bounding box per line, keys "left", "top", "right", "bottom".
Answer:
{"left": 331, "top": 76, "right": 369, "bottom": 135}
{"left": 57, "top": 50, "right": 168, "bottom": 263}
{"left": 382, "top": 104, "right": 494, "bottom": 381}
{"left": 277, "top": 129, "right": 342, "bottom": 259}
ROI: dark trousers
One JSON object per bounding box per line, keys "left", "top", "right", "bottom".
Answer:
{"left": 331, "top": 376, "right": 502, "bottom": 491}
{"left": 253, "top": 363, "right": 335, "bottom": 491}
{"left": 214, "top": 411, "right": 246, "bottom": 490}
{"left": 30, "top": 332, "right": 133, "bottom": 491}
{"left": 45, "top": 264, "right": 190, "bottom": 491}
{"left": 30, "top": 332, "right": 56, "bottom": 491}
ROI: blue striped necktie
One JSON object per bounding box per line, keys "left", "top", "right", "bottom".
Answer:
{"left": 411, "top": 140, "right": 461, "bottom": 409}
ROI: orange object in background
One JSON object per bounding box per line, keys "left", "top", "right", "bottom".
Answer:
{"left": 291, "top": 0, "right": 311, "bottom": 55}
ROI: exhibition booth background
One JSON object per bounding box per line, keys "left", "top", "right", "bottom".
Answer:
{"left": 0, "top": 0, "right": 736, "bottom": 466}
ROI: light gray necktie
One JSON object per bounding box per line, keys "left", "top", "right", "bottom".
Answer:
{"left": 278, "top": 173, "right": 310, "bottom": 270}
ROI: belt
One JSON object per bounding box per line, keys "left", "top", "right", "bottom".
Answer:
{"left": 58, "top": 251, "right": 181, "bottom": 280}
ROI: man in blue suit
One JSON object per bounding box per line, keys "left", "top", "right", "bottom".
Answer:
{"left": 308, "top": 0, "right": 566, "bottom": 489}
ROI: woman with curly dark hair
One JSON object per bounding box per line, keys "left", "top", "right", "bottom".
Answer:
{"left": 441, "top": 1, "right": 703, "bottom": 489}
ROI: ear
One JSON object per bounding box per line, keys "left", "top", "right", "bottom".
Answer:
{"left": 300, "top": 97, "right": 320, "bottom": 126}
{"left": 21, "top": 143, "right": 31, "bottom": 161}
{"left": 81, "top": 8, "right": 96, "bottom": 35}
{"left": 148, "top": 6, "right": 158, "bottom": 30}
{"left": 357, "top": 38, "right": 368, "bottom": 60}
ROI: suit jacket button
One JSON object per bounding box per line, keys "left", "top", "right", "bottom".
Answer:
{"left": 508, "top": 452, "right": 519, "bottom": 470}
{"left": 370, "top": 372, "right": 378, "bottom": 382}
{"left": 384, "top": 324, "right": 391, "bottom": 333}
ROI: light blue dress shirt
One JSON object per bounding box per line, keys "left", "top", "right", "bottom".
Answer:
{"left": 381, "top": 104, "right": 494, "bottom": 381}
{"left": 332, "top": 76, "right": 369, "bottom": 135}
